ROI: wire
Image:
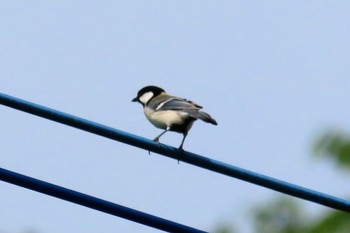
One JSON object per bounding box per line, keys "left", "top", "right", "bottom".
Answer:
{"left": 0, "top": 167, "right": 206, "bottom": 233}
{"left": 1, "top": 92, "right": 350, "bottom": 214}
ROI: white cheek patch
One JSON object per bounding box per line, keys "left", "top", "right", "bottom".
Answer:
{"left": 139, "top": 92, "right": 154, "bottom": 105}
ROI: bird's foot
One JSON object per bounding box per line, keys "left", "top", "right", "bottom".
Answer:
{"left": 148, "top": 138, "right": 161, "bottom": 155}
{"left": 177, "top": 146, "right": 185, "bottom": 164}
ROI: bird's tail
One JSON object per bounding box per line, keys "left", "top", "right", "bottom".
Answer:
{"left": 187, "top": 110, "right": 218, "bottom": 125}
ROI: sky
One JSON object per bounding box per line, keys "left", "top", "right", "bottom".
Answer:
{"left": 1, "top": 1, "right": 350, "bottom": 233}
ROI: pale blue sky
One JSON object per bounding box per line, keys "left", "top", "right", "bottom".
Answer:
{"left": 1, "top": 1, "right": 350, "bottom": 233}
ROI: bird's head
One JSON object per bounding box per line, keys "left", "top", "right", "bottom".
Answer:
{"left": 132, "top": 85, "right": 165, "bottom": 106}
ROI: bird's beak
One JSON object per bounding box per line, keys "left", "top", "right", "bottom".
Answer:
{"left": 132, "top": 97, "right": 138, "bottom": 102}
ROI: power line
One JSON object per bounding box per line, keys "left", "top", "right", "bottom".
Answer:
{"left": 0, "top": 167, "right": 206, "bottom": 233}
{"left": 1, "top": 92, "right": 350, "bottom": 215}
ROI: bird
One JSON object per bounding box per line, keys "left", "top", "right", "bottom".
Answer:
{"left": 132, "top": 85, "right": 217, "bottom": 150}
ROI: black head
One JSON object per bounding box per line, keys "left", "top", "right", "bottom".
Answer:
{"left": 132, "top": 85, "right": 165, "bottom": 105}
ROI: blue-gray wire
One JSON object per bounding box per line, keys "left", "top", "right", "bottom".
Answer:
{"left": 1, "top": 92, "right": 350, "bottom": 214}
{"left": 0, "top": 167, "right": 206, "bottom": 233}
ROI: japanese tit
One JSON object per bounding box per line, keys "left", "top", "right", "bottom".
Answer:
{"left": 132, "top": 85, "right": 217, "bottom": 150}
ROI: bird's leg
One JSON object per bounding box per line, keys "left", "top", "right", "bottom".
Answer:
{"left": 148, "top": 128, "right": 169, "bottom": 155}
{"left": 178, "top": 133, "right": 187, "bottom": 150}
{"left": 153, "top": 128, "right": 169, "bottom": 143}
{"left": 177, "top": 133, "right": 187, "bottom": 164}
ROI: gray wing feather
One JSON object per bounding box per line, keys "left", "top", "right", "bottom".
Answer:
{"left": 157, "top": 97, "right": 202, "bottom": 111}
{"left": 157, "top": 97, "right": 217, "bottom": 125}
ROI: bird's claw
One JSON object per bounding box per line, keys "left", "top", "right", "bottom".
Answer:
{"left": 148, "top": 138, "right": 161, "bottom": 155}
{"left": 176, "top": 146, "right": 185, "bottom": 164}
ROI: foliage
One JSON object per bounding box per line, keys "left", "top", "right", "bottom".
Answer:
{"left": 252, "top": 197, "right": 308, "bottom": 233}
{"left": 213, "top": 225, "right": 236, "bottom": 233}
{"left": 249, "top": 129, "right": 350, "bottom": 233}
{"left": 313, "top": 130, "right": 350, "bottom": 168}
{"left": 252, "top": 196, "right": 350, "bottom": 233}
{"left": 215, "top": 129, "right": 350, "bottom": 233}
{"left": 308, "top": 210, "right": 350, "bottom": 233}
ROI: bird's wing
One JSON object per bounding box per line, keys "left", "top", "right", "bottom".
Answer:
{"left": 155, "top": 96, "right": 203, "bottom": 111}
{"left": 155, "top": 96, "right": 217, "bottom": 125}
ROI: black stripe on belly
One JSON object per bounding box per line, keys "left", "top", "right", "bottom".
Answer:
{"left": 169, "top": 117, "right": 197, "bottom": 133}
